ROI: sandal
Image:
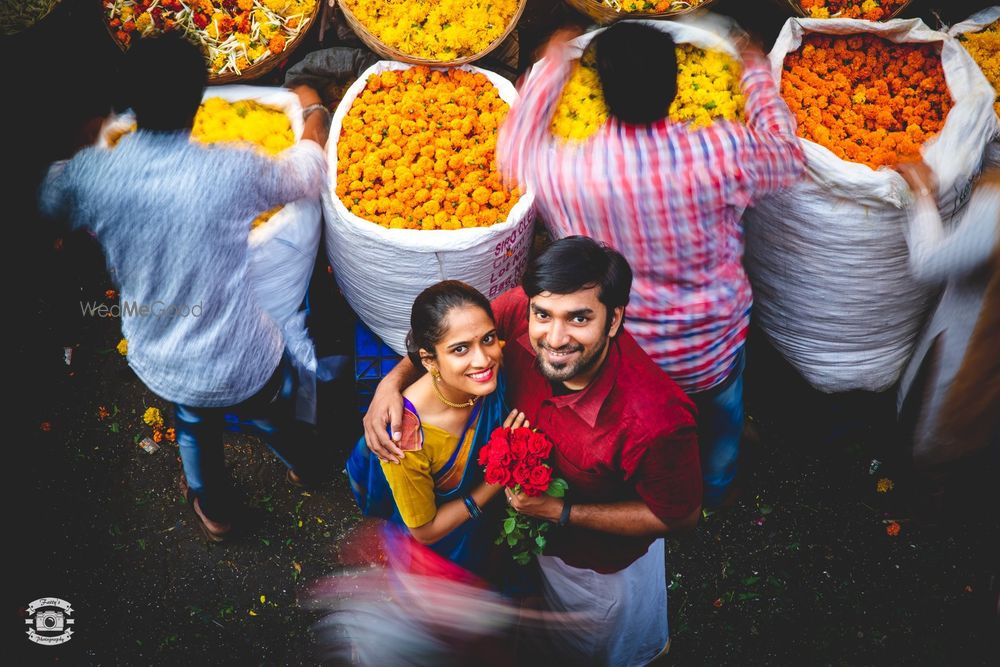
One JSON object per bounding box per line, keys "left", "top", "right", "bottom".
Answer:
{"left": 179, "top": 476, "right": 233, "bottom": 543}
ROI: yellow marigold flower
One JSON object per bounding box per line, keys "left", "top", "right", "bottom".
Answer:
{"left": 135, "top": 11, "right": 152, "bottom": 33}
{"left": 143, "top": 407, "right": 164, "bottom": 429}
{"left": 960, "top": 20, "right": 1000, "bottom": 117}
{"left": 342, "top": 0, "right": 518, "bottom": 61}
{"left": 876, "top": 478, "right": 894, "bottom": 493}
{"left": 117, "top": 338, "right": 128, "bottom": 356}
{"left": 553, "top": 44, "right": 744, "bottom": 141}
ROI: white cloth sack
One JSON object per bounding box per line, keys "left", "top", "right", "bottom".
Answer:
{"left": 323, "top": 62, "right": 535, "bottom": 355}
{"left": 744, "top": 18, "right": 996, "bottom": 392}
{"left": 949, "top": 6, "right": 1000, "bottom": 168}
{"left": 99, "top": 86, "right": 323, "bottom": 418}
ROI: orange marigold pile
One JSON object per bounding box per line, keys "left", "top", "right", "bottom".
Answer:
{"left": 798, "top": 0, "right": 907, "bottom": 21}
{"left": 336, "top": 67, "right": 520, "bottom": 230}
{"left": 782, "top": 34, "right": 952, "bottom": 169}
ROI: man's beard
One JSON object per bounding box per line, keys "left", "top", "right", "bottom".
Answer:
{"left": 534, "top": 336, "right": 608, "bottom": 383}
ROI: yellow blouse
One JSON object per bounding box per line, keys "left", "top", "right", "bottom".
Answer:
{"left": 380, "top": 422, "right": 460, "bottom": 528}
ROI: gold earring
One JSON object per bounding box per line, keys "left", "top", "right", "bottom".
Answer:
{"left": 430, "top": 367, "right": 441, "bottom": 381}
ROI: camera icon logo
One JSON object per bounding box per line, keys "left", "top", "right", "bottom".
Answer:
{"left": 24, "top": 598, "right": 75, "bottom": 646}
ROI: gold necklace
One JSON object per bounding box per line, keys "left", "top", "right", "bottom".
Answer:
{"left": 431, "top": 373, "right": 478, "bottom": 409}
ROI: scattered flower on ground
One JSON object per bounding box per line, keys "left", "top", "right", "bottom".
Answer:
{"left": 143, "top": 407, "right": 164, "bottom": 429}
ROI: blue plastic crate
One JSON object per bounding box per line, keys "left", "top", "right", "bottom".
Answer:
{"left": 222, "top": 412, "right": 257, "bottom": 433}
{"left": 355, "top": 322, "right": 402, "bottom": 414}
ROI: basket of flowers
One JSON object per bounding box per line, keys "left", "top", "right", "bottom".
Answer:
{"left": 336, "top": 0, "right": 527, "bottom": 66}
{"left": 562, "top": 0, "right": 716, "bottom": 26}
{"left": 784, "top": 0, "right": 912, "bottom": 21}
{"left": 101, "top": 0, "right": 321, "bottom": 83}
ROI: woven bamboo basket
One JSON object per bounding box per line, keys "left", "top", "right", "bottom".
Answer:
{"left": 563, "top": 0, "right": 717, "bottom": 25}
{"left": 101, "top": 1, "right": 320, "bottom": 84}
{"left": 337, "top": 0, "right": 527, "bottom": 67}
{"left": 782, "top": 0, "right": 913, "bottom": 20}
{"left": 1, "top": 0, "right": 61, "bottom": 35}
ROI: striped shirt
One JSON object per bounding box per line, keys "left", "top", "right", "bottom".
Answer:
{"left": 40, "top": 131, "right": 326, "bottom": 407}
{"left": 498, "top": 43, "right": 804, "bottom": 392}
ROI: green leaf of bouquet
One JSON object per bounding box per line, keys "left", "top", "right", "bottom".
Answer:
{"left": 503, "top": 518, "right": 516, "bottom": 535}
{"left": 513, "top": 552, "right": 531, "bottom": 565}
{"left": 546, "top": 478, "right": 568, "bottom": 498}
{"left": 535, "top": 535, "right": 546, "bottom": 549}
{"left": 507, "top": 534, "right": 519, "bottom": 547}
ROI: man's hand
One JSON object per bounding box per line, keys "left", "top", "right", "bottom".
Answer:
{"left": 363, "top": 380, "right": 406, "bottom": 464}
{"left": 507, "top": 489, "right": 563, "bottom": 523}
{"left": 897, "top": 160, "right": 937, "bottom": 200}
{"left": 290, "top": 83, "right": 322, "bottom": 109}
{"left": 539, "top": 26, "right": 585, "bottom": 62}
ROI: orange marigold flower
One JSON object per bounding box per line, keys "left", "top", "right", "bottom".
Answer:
{"left": 886, "top": 521, "right": 901, "bottom": 536}
{"left": 268, "top": 34, "right": 286, "bottom": 55}
{"left": 152, "top": 429, "right": 163, "bottom": 443}
{"left": 782, "top": 33, "right": 952, "bottom": 169}
{"left": 97, "top": 406, "right": 110, "bottom": 420}
{"left": 165, "top": 428, "right": 177, "bottom": 443}
{"left": 106, "top": 289, "right": 117, "bottom": 299}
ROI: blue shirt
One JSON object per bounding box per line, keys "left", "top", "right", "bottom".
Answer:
{"left": 40, "top": 130, "right": 326, "bottom": 406}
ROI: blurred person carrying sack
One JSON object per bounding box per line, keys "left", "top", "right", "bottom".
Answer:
{"left": 897, "top": 162, "right": 1000, "bottom": 468}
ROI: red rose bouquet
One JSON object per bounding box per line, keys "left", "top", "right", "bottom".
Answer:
{"left": 478, "top": 426, "right": 568, "bottom": 565}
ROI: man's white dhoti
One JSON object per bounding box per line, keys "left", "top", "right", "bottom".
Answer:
{"left": 537, "top": 538, "right": 668, "bottom": 666}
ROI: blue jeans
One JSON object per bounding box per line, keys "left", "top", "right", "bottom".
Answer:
{"left": 689, "top": 349, "right": 746, "bottom": 508}
{"left": 174, "top": 353, "right": 315, "bottom": 521}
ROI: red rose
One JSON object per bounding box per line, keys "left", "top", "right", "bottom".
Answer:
{"left": 512, "top": 463, "right": 532, "bottom": 486}
{"left": 522, "top": 465, "right": 552, "bottom": 496}
{"left": 485, "top": 465, "right": 512, "bottom": 487}
{"left": 477, "top": 442, "right": 491, "bottom": 467}
{"left": 510, "top": 427, "right": 531, "bottom": 460}
{"left": 527, "top": 431, "right": 553, "bottom": 459}
{"left": 523, "top": 453, "right": 541, "bottom": 468}
{"left": 488, "top": 436, "right": 512, "bottom": 466}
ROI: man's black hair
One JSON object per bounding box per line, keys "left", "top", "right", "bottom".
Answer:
{"left": 522, "top": 236, "right": 633, "bottom": 331}
{"left": 593, "top": 23, "right": 678, "bottom": 125}
{"left": 124, "top": 33, "right": 207, "bottom": 132}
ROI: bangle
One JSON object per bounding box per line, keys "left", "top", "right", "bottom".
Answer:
{"left": 463, "top": 495, "right": 482, "bottom": 520}
{"left": 301, "top": 103, "right": 330, "bottom": 123}
{"left": 558, "top": 500, "right": 572, "bottom": 527}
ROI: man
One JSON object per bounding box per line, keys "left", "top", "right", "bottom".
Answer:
{"left": 497, "top": 24, "right": 806, "bottom": 507}
{"left": 38, "top": 33, "right": 331, "bottom": 542}
{"left": 365, "top": 236, "right": 702, "bottom": 665}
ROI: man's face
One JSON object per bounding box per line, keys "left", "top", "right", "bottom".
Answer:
{"left": 528, "top": 286, "right": 623, "bottom": 389}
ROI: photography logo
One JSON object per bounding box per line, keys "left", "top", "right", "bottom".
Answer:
{"left": 24, "top": 598, "right": 75, "bottom": 645}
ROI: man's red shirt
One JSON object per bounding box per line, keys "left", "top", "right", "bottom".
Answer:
{"left": 493, "top": 288, "right": 702, "bottom": 573}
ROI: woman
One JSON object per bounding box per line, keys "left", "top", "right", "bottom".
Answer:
{"left": 347, "top": 280, "right": 526, "bottom": 577}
